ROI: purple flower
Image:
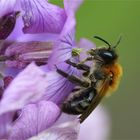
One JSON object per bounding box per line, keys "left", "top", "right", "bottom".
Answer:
{"left": 0, "top": 0, "right": 111, "bottom": 139}
{"left": 78, "top": 106, "right": 111, "bottom": 140}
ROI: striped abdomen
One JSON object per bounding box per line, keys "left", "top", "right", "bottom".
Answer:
{"left": 62, "top": 87, "right": 97, "bottom": 115}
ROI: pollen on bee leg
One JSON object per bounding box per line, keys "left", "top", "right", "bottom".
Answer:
{"left": 72, "top": 48, "right": 83, "bottom": 57}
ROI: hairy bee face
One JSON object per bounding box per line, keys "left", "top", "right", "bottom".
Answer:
{"left": 89, "top": 48, "right": 118, "bottom": 64}
{"left": 97, "top": 48, "right": 118, "bottom": 64}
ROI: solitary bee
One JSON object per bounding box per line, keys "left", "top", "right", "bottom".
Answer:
{"left": 56, "top": 36, "right": 123, "bottom": 123}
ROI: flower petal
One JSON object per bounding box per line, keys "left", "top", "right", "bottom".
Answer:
{"left": 9, "top": 101, "right": 61, "bottom": 140}
{"left": 43, "top": 9, "right": 79, "bottom": 104}
{"left": 0, "top": 0, "right": 17, "bottom": 17}
{"left": 42, "top": 65, "right": 79, "bottom": 104}
{"left": 78, "top": 38, "right": 96, "bottom": 51}
{"left": 6, "top": 14, "right": 59, "bottom": 42}
{"left": 28, "top": 120, "right": 79, "bottom": 140}
{"left": 0, "top": 63, "right": 48, "bottom": 115}
{"left": 0, "top": 112, "right": 14, "bottom": 139}
{"left": 64, "top": 0, "right": 84, "bottom": 15}
{"left": 47, "top": 16, "right": 76, "bottom": 69}
{"left": 5, "top": 41, "right": 53, "bottom": 68}
{"left": 77, "top": 38, "right": 96, "bottom": 65}
{"left": 54, "top": 113, "right": 77, "bottom": 126}
{"left": 47, "top": 33, "right": 75, "bottom": 69}
{"left": 78, "top": 105, "right": 111, "bottom": 140}
{"left": 21, "top": 0, "right": 67, "bottom": 34}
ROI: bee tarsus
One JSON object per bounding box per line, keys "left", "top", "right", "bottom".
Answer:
{"left": 56, "top": 67, "right": 90, "bottom": 88}
{"left": 65, "top": 59, "right": 90, "bottom": 72}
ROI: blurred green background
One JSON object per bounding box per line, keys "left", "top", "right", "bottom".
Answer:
{"left": 77, "top": 1, "right": 140, "bottom": 140}
{"left": 52, "top": 0, "right": 140, "bottom": 139}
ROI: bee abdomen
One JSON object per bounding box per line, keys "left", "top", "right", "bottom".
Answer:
{"left": 62, "top": 101, "right": 85, "bottom": 115}
{"left": 62, "top": 87, "right": 97, "bottom": 115}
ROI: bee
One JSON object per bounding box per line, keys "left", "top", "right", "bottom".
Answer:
{"left": 56, "top": 36, "right": 123, "bottom": 123}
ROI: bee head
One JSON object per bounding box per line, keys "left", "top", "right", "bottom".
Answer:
{"left": 97, "top": 47, "right": 118, "bottom": 64}
{"left": 88, "top": 36, "right": 121, "bottom": 64}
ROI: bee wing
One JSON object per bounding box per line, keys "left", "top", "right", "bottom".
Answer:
{"left": 79, "top": 78, "right": 110, "bottom": 123}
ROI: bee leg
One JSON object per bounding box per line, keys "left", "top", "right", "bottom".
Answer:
{"left": 56, "top": 67, "right": 89, "bottom": 88}
{"left": 80, "top": 56, "right": 94, "bottom": 64}
{"left": 94, "top": 70, "right": 106, "bottom": 80}
{"left": 66, "top": 59, "right": 90, "bottom": 72}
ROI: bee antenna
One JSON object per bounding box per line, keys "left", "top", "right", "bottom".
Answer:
{"left": 94, "top": 36, "right": 111, "bottom": 48}
{"left": 113, "top": 35, "right": 122, "bottom": 48}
